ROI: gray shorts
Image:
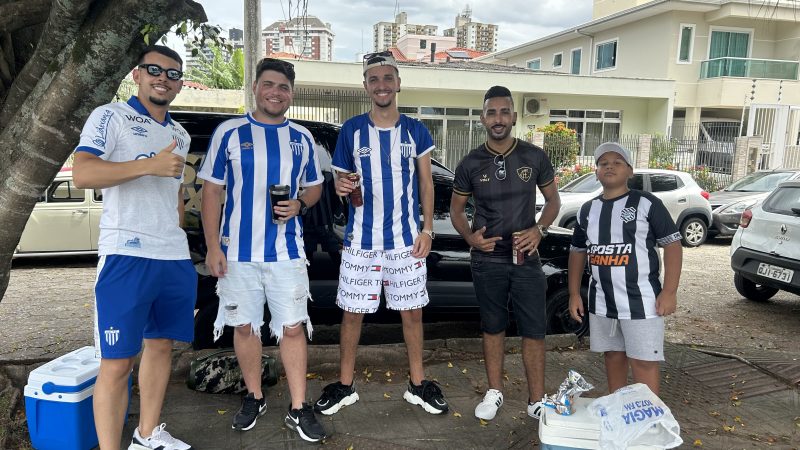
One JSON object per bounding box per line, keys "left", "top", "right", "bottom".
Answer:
{"left": 589, "top": 313, "right": 665, "bottom": 362}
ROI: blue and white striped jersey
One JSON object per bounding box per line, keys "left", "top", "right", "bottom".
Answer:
{"left": 197, "top": 114, "right": 323, "bottom": 262}
{"left": 331, "top": 113, "right": 434, "bottom": 250}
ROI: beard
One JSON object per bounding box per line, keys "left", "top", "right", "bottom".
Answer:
{"left": 148, "top": 95, "right": 169, "bottom": 106}
{"left": 488, "top": 126, "right": 511, "bottom": 141}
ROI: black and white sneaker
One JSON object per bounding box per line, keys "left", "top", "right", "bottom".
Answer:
{"left": 232, "top": 392, "right": 267, "bottom": 431}
{"left": 314, "top": 381, "right": 359, "bottom": 415}
{"left": 403, "top": 380, "right": 449, "bottom": 414}
{"left": 285, "top": 402, "right": 328, "bottom": 442}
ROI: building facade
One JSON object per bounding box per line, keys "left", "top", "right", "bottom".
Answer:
{"left": 263, "top": 16, "right": 335, "bottom": 61}
{"left": 443, "top": 6, "right": 498, "bottom": 53}
{"left": 373, "top": 12, "right": 438, "bottom": 51}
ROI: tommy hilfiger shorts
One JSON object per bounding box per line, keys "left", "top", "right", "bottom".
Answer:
{"left": 336, "top": 245, "right": 429, "bottom": 314}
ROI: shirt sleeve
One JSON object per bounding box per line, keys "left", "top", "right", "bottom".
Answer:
{"left": 301, "top": 132, "right": 323, "bottom": 187}
{"left": 537, "top": 150, "right": 556, "bottom": 188}
{"left": 414, "top": 120, "right": 435, "bottom": 158}
{"left": 331, "top": 122, "right": 355, "bottom": 173}
{"left": 75, "top": 106, "right": 119, "bottom": 159}
{"left": 647, "top": 195, "right": 682, "bottom": 246}
{"left": 452, "top": 158, "right": 472, "bottom": 197}
{"left": 196, "top": 123, "right": 233, "bottom": 185}
{"left": 570, "top": 203, "right": 589, "bottom": 251}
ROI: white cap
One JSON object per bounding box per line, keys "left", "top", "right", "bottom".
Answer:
{"left": 594, "top": 142, "right": 632, "bottom": 166}
{"left": 363, "top": 52, "right": 398, "bottom": 74}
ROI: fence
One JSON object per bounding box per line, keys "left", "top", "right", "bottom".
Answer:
{"left": 290, "top": 88, "right": 372, "bottom": 123}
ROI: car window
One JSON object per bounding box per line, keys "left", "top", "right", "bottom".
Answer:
{"left": 628, "top": 174, "right": 644, "bottom": 190}
{"left": 726, "top": 172, "right": 794, "bottom": 192}
{"left": 649, "top": 174, "right": 679, "bottom": 192}
{"left": 762, "top": 186, "right": 800, "bottom": 216}
{"left": 561, "top": 174, "right": 601, "bottom": 193}
{"left": 47, "top": 181, "right": 85, "bottom": 203}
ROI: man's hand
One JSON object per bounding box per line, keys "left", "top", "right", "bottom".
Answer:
{"left": 569, "top": 293, "right": 584, "bottom": 323}
{"left": 149, "top": 141, "right": 185, "bottom": 178}
{"left": 274, "top": 199, "right": 302, "bottom": 220}
{"left": 656, "top": 290, "right": 677, "bottom": 316}
{"left": 513, "top": 226, "right": 544, "bottom": 256}
{"left": 412, "top": 232, "right": 432, "bottom": 258}
{"left": 335, "top": 172, "right": 356, "bottom": 197}
{"left": 206, "top": 246, "right": 227, "bottom": 278}
{"left": 467, "top": 226, "right": 502, "bottom": 252}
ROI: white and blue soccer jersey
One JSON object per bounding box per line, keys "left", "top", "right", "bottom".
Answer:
{"left": 331, "top": 113, "right": 434, "bottom": 250}
{"left": 197, "top": 114, "right": 323, "bottom": 262}
{"left": 74, "top": 96, "right": 190, "bottom": 260}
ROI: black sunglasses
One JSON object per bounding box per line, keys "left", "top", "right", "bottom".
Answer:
{"left": 494, "top": 154, "right": 506, "bottom": 181}
{"left": 363, "top": 50, "right": 393, "bottom": 64}
{"left": 138, "top": 64, "right": 183, "bottom": 81}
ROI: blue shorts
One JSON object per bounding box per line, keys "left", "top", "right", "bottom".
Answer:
{"left": 94, "top": 255, "right": 196, "bottom": 359}
{"left": 470, "top": 255, "right": 547, "bottom": 339}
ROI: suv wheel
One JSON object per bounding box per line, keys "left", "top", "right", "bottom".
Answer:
{"left": 680, "top": 217, "right": 707, "bottom": 247}
{"left": 733, "top": 272, "right": 779, "bottom": 302}
{"left": 545, "top": 288, "right": 589, "bottom": 337}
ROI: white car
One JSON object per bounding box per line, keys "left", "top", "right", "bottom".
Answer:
{"left": 537, "top": 169, "right": 712, "bottom": 247}
{"left": 730, "top": 180, "right": 800, "bottom": 301}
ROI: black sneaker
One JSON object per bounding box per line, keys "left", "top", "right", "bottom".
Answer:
{"left": 232, "top": 392, "right": 267, "bottom": 431}
{"left": 314, "top": 381, "right": 359, "bottom": 415}
{"left": 285, "top": 403, "right": 328, "bottom": 442}
{"left": 403, "top": 380, "right": 449, "bottom": 414}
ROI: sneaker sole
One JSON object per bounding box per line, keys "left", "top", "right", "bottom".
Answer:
{"left": 316, "top": 391, "right": 359, "bottom": 416}
{"left": 284, "top": 417, "right": 326, "bottom": 442}
{"left": 232, "top": 404, "right": 268, "bottom": 431}
{"left": 128, "top": 444, "right": 150, "bottom": 450}
{"left": 474, "top": 405, "right": 501, "bottom": 421}
{"left": 403, "top": 391, "right": 448, "bottom": 415}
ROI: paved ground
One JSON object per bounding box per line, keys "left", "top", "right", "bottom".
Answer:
{"left": 3, "top": 242, "right": 800, "bottom": 448}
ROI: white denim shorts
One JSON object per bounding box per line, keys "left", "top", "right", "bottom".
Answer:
{"left": 336, "top": 245, "right": 429, "bottom": 314}
{"left": 214, "top": 259, "right": 312, "bottom": 343}
{"left": 589, "top": 313, "right": 665, "bottom": 362}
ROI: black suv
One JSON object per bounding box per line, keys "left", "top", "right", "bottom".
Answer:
{"left": 172, "top": 112, "right": 589, "bottom": 348}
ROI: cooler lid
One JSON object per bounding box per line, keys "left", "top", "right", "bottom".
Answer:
{"left": 543, "top": 396, "right": 601, "bottom": 432}
{"left": 26, "top": 347, "right": 100, "bottom": 392}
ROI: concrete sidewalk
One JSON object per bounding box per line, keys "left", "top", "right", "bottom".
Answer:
{"left": 115, "top": 337, "right": 799, "bottom": 449}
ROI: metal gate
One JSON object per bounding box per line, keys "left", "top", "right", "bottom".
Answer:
{"left": 747, "top": 104, "right": 800, "bottom": 169}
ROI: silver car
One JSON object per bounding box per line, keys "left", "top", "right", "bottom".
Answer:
{"left": 709, "top": 170, "right": 800, "bottom": 238}
{"left": 537, "top": 169, "right": 712, "bottom": 247}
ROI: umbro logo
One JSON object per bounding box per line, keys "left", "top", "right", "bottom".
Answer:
{"left": 241, "top": 141, "right": 254, "bottom": 150}
{"left": 130, "top": 126, "right": 148, "bottom": 137}
{"left": 357, "top": 146, "right": 372, "bottom": 157}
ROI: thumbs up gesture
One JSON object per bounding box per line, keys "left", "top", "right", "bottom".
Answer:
{"left": 150, "top": 140, "right": 185, "bottom": 177}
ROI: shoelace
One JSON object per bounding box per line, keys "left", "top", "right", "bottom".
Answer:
{"left": 419, "top": 380, "right": 444, "bottom": 401}
{"left": 241, "top": 395, "right": 261, "bottom": 415}
{"left": 149, "top": 423, "right": 178, "bottom": 444}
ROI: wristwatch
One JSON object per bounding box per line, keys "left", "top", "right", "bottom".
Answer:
{"left": 421, "top": 229, "right": 435, "bottom": 240}
{"left": 536, "top": 224, "right": 549, "bottom": 237}
{"left": 297, "top": 198, "right": 308, "bottom": 215}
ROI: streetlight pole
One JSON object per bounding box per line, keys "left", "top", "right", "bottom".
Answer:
{"left": 243, "top": 0, "right": 262, "bottom": 112}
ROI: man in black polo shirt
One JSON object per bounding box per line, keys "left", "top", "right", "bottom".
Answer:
{"left": 450, "top": 85, "right": 560, "bottom": 422}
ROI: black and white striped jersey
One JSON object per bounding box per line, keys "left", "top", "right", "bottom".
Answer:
{"left": 570, "top": 190, "right": 681, "bottom": 319}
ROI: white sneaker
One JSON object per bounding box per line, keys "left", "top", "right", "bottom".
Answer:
{"left": 527, "top": 399, "right": 544, "bottom": 420}
{"left": 129, "top": 423, "right": 192, "bottom": 450}
{"left": 474, "top": 389, "right": 503, "bottom": 420}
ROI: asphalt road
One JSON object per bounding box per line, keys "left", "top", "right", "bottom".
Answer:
{"left": 1, "top": 239, "right": 799, "bottom": 362}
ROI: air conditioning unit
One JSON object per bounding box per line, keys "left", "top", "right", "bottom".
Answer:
{"left": 523, "top": 96, "right": 548, "bottom": 117}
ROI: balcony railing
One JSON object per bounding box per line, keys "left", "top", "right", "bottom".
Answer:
{"left": 700, "top": 57, "right": 799, "bottom": 80}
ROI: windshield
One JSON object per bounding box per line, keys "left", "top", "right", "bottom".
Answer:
{"left": 561, "top": 173, "right": 602, "bottom": 193}
{"left": 725, "top": 172, "right": 795, "bottom": 192}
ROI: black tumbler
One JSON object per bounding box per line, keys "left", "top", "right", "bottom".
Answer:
{"left": 269, "top": 184, "right": 290, "bottom": 224}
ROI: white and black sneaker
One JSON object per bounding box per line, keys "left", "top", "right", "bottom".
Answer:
{"left": 285, "top": 402, "right": 328, "bottom": 442}
{"left": 474, "top": 389, "right": 503, "bottom": 420}
{"left": 314, "top": 381, "right": 359, "bottom": 415}
{"left": 403, "top": 380, "right": 449, "bottom": 414}
{"left": 129, "top": 423, "right": 192, "bottom": 450}
{"left": 232, "top": 392, "right": 267, "bottom": 431}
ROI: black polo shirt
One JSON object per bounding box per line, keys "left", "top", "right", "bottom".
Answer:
{"left": 453, "top": 139, "right": 555, "bottom": 262}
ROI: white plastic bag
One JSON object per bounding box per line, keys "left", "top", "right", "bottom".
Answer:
{"left": 589, "top": 383, "right": 683, "bottom": 449}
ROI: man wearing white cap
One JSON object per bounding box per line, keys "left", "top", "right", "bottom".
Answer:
{"left": 314, "top": 51, "right": 448, "bottom": 416}
{"left": 568, "top": 142, "right": 683, "bottom": 396}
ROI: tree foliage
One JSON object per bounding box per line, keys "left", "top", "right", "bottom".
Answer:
{"left": 187, "top": 44, "right": 245, "bottom": 89}
{"left": 0, "top": 0, "right": 209, "bottom": 304}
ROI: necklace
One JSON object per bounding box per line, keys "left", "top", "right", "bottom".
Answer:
{"left": 369, "top": 112, "right": 401, "bottom": 163}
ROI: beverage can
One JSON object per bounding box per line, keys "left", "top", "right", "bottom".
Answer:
{"left": 347, "top": 173, "right": 364, "bottom": 207}
{"left": 513, "top": 231, "right": 524, "bottom": 265}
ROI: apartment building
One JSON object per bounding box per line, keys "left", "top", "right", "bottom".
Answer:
{"left": 443, "top": 6, "right": 499, "bottom": 53}
{"left": 373, "top": 12, "right": 438, "bottom": 51}
{"left": 263, "top": 16, "right": 335, "bottom": 61}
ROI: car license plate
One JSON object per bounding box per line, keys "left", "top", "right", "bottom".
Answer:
{"left": 757, "top": 263, "right": 794, "bottom": 283}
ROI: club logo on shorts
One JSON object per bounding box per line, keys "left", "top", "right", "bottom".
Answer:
{"left": 400, "top": 143, "right": 414, "bottom": 158}
{"left": 620, "top": 207, "right": 637, "bottom": 223}
{"left": 517, "top": 167, "right": 533, "bottom": 182}
{"left": 105, "top": 327, "right": 120, "bottom": 346}
{"left": 289, "top": 140, "right": 303, "bottom": 156}
{"left": 357, "top": 146, "right": 372, "bottom": 158}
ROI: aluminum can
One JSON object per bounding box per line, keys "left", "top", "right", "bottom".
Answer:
{"left": 347, "top": 173, "right": 363, "bottom": 207}
{"left": 513, "top": 231, "right": 524, "bottom": 265}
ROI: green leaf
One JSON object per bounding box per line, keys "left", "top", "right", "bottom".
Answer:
{"left": 179, "top": 22, "right": 187, "bottom": 35}
{"left": 144, "top": 34, "right": 150, "bottom": 46}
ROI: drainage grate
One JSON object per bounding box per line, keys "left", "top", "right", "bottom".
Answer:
{"left": 683, "top": 358, "right": 792, "bottom": 399}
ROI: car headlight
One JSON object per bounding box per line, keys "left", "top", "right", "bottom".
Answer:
{"left": 720, "top": 200, "right": 757, "bottom": 215}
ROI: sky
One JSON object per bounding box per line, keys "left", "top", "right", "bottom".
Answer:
{"left": 172, "top": 0, "right": 594, "bottom": 61}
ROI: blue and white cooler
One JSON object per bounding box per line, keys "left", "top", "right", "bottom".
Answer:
{"left": 24, "top": 346, "right": 102, "bottom": 450}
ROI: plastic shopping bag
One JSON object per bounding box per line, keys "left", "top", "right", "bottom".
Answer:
{"left": 589, "top": 383, "right": 683, "bottom": 449}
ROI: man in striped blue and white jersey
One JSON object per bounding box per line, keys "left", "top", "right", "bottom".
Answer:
{"left": 314, "top": 51, "right": 448, "bottom": 416}
{"left": 198, "top": 59, "right": 327, "bottom": 441}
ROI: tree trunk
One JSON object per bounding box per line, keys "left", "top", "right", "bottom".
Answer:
{"left": 0, "top": 0, "right": 206, "bottom": 302}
